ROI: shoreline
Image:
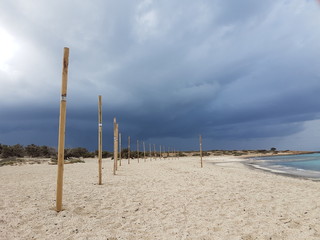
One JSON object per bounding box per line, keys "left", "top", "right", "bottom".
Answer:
{"left": 241, "top": 152, "right": 320, "bottom": 181}
{"left": 243, "top": 160, "right": 320, "bottom": 182}
{"left": 209, "top": 155, "right": 320, "bottom": 181}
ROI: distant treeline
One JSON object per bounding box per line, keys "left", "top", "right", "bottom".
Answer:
{"left": 0, "top": 144, "right": 178, "bottom": 159}
{"left": 0, "top": 144, "right": 114, "bottom": 159}
{"left": 0, "top": 144, "right": 56, "bottom": 159}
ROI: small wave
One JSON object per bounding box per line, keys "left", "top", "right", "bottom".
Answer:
{"left": 247, "top": 153, "right": 320, "bottom": 179}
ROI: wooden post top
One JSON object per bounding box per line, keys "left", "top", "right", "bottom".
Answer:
{"left": 61, "top": 47, "right": 69, "bottom": 98}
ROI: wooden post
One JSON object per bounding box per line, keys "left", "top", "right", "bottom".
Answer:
{"left": 113, "top": 118, "right": 117, "bottom": 175}
{"left": 98, "top": 95, "right": 102, "bottom": 185}
{"left": 116, "top": 123, "right": 119, "bottom": 170}
{"left": 143, "top": 141, "right": 146, "bottom": 162}
{"left": 119, "top": 133, "right": 122, "bottom": 166}
{"left": 128, "top": 136, "right": 131, "bottom": 164}
{"left": 200, "top": 135, "right": 203, "bottom": 168}
{"left": 153, "top": 144, "right": 156, "bottom": 160}
{"left": 160, "top": 145, "right": 162, "bottom": 159}
{"left": 137, "top": 140, "right": 139, "bottom": 163}
{"left": 149, "top": 144, "right": 152, "bottom": 161}
{"left": 56, "top": 47, "right": 69, "bottom": 212}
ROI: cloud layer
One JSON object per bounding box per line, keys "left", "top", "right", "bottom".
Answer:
{"left": 1, "top": 0, "right": 320, "bottom": 151}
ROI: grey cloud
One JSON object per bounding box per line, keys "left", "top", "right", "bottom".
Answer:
{"left": 1, "top": 0, "right": 320, "bottom": 151}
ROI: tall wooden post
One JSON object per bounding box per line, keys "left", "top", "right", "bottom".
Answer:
{"left": 119, "top": 133, "right": 122, "bottom": 166}
{"left": 56, "top": 47, "right": 69, "bottom": 212}
{"left": 128, "top": 136, "right": 131, "bottom": 164}
{"left": 143, "top": 141, "right": 146, "bottom": 162}
{"left": 98, "top": 95, "right": 102, "bottom": 185}
{"left": 137, "top": 140, "right": 139, "bottom": 163}
{"left": 200, "top": 135, "right": 203, "bottom": 168}
{"left": 113, "top": 118, "right": 117, "bottom": 175}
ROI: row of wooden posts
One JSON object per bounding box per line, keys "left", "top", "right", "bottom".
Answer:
{"left": 110, "top": 117, "right": 181, "bottom": 177}
{"left": 55, "top": 47, "right": 203, "bottom": 212}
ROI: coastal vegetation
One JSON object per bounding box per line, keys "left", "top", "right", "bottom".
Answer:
{"left": 0, "top": 143, "right": 310, "bottom": 167}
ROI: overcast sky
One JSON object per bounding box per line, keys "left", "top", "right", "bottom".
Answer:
{"left": 1, "top": 0, "right": 320, "bottom": 151}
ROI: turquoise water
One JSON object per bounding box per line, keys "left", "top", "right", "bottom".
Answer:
{"left": 250, "top": 153, "right": 320, "bottom": 179}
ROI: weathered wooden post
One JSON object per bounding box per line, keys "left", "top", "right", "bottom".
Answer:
{"left": 200, "top": 135, "right": 203, "bottom": 168}
{"left": 119, "top": 133, "right": 122, "bottom": 166}
{"left": 113, "top": 118, "right": 118, "bottom": 175}
{"left": 98, "top": 95, "right": 102, "bottom": 185}
{"left": 137, "top": 140, "right": 140, "bottom": 163}
{"left": 128, "top": 136, "right": 131, "bottom": 164}
{"left": 56, "top": 47, "right": 69, "bottom": 212}
{"left": 143, "top": 141, "right": 146, "bottom": 162}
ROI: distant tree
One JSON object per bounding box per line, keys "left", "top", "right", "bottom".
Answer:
{"left": 102, "top": 151, "right": 112, "bottom": 158}
{"left": 11, "top": 144, "right": 25, "bottom": 157}
{"left": 1, "top": 144, "right": 25, "bottom": 158}
{"left": 270, "top": 147, "right": 277, "bottom": 151}
{"left": 25, "top": 144, "right": 41, "bottom": 157}
{"left": 130, "top": 151, "right": 143, "bottom": 158}
{"left": 65, "top": 147, "right": 93, "bottom": 158}
{"left": 119, "top": 148, "right": 144, "bottom": 159}
{"left": 38, "top": 145, "right": 56, "bottom": 157}
{"left": 94, "top": 150, "right": 112, "bottom": 158}
{"left": 39, "top": 145, "right": 50, "bottom": 157}
{"left": 121, "top": 148, "right": 129, "bottom": 159}
{"left": 86, "top": 151, "right": 95, "bottom": 158}
{"left": 1, "top": 145, "right": 14, "bottom": 158}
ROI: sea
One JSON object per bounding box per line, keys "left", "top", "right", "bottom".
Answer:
{"left": 248, "top": 153, "right": 320, "bottom": 180}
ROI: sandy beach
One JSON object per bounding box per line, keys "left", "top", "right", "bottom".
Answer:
{"left": 1, "top": 156, "right": 320, "bottom": 240}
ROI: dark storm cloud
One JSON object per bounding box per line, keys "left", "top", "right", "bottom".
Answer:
{"left": 1, "top": 0, "right": 320, "bottom": 150}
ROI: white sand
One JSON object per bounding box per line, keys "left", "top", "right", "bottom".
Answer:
{"left": 1, "top": 156, "right": 320, "bottom": 240}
